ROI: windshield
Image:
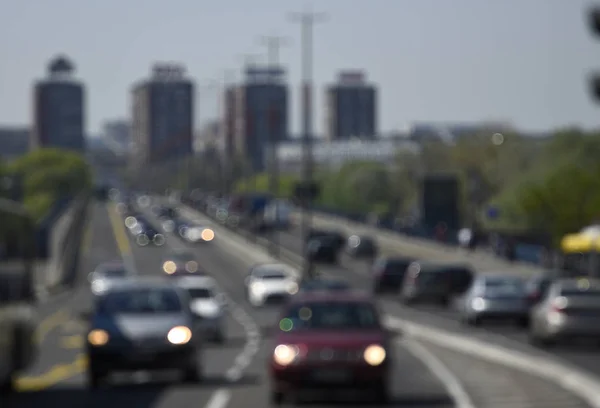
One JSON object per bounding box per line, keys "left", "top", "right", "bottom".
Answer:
{"left": 280, "top": 301, "right": 380, "bottom": 331}
{"left": 187, "top": 288, "right": 213, "bottom": 299}
{"left": 99, "top": 268, "right": 127, "bottom": 278}
{"left": 259, "top": 272, "right": 287, "bottom": 280}
{"left": 484, "top": 278, "right": 525, "bottom": 296}
{"left": 97, "top": 288, "right": 182, "bottom": 314}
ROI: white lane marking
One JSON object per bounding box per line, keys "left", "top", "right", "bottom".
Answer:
{"left": 385, "top": 316, "right": 600, "bottom": 408}
{"left": 204, "top": 389, "right": 231, "bottom": 408}
{"left": 143, "top": 206, "right": 263, "bottom": 386}
{"left": 401, "top": 338, "right": 475, "bottom": 408}
{"left": 176, "top": 201, "right": 600, "bottom": 407}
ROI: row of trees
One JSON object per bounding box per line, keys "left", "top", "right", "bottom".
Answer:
{"left": 232, "top": 129, "right": 600, "bottom": 245}
{"left": 122, "top": 128, "right": 600, "bottom": 246}
{"left": 1, "top": 148, "right": 92, "bottom": 222}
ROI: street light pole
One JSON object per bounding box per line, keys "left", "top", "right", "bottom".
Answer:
{"left": 259, "top": 34, "right": 288, "bottom": 257}
{"left": 289, "top": 8, "right": 327, "bottom": 277}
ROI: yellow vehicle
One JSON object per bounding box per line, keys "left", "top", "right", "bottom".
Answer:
{"left": 560, "top": 226, "right": 600, "bottom": 277}
{"left": 0, "top": 198, "right": 38, "bottom": 392}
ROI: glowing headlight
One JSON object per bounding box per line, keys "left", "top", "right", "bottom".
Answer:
{"left": 363, "top": 344, "right": 386, "bottom": 366}
{"left": 471, "top": 297, "right": 486, "bottom": 311}
{"left": 201, "top": 228, "right": 214, "bottom": 241}
{"left": 136, "top": 234, "right": 149, "bottom": 246}
{"left": 124, "top": 216, "right": 137, "bottom": 229}
{"left": 88, "top": 329, "right": 109, "bottom": 346}
{"left": 153, "top": 234, "right": 165, "bottom": 245}
{"left": 273, "top": 344, "right": 299, "bottom": 366}
{"left": 185, "top": 261, "right": 198, "bottom": 273}
{"left": 251, "top": 282, "right": 265, "bottom": 295}
{"left": 286, "top": 282, "right": 299, "bottom": 295}
{"left": 167, "top": 326, "right": 192, "bottom": 344}
{"left": 163, "top": 261, "right": 177, "bottom": 274}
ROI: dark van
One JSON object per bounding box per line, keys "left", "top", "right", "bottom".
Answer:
{"left": 372, "top": 256, "right": 414, "bottom": 293}
{"left": 400, "top": 262, "right": 474, "bottom": 306}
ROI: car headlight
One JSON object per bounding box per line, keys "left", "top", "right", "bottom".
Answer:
{"left": 363, "top": 344, "right": 386, "bottom": 366}
{"left": 185, "top": 261, "right": 198, "bottom": 273}
{"left": 286, "top": 282, "right": 299, "bottom": 295}
{"left": 251, "top": 282, "right": 265, "bottom": 295}
{"left": 201, "top": 228, "right": 214, "bottom": 241}
{"left": 167, "top": 326, "right": 192, "bottom": 345}
{"left": 88, "top": 329, "right": 109, "bottom": 346}
{"left": 273, "top": 344, "right": 299, "bottom": 366}
{"left": 163, "top": 261, "right": 177, "bottom": 274}
{"left": 153, "top": 234, "right": 165, "bottom": 245}
{"left": 136, "top": 234, "right": 149, "bottom": 245}
{"left": 471, "top": 297, "right": 486, "bottom": 311}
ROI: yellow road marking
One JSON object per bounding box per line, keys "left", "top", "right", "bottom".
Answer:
{"left": 60, "top": 335, "right": 83, "bottom": 349}
{"left": 16, "top": 354, "right": 87, "bottom": 391}
{"left": 107, "top": 203, "right": 132, "bottom": 256}
{"left": 34, "top": 310, "right": 70, "bottom": 344}
{"left": 60, "top": 319, "right": 86, "bottom": 333}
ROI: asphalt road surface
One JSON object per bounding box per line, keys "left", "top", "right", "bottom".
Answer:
{"left": 6, "top": 201, "right": 459, "bottom": 408}
{"left": 254, "top": 223, "right": 600, "bottom": 380}
{"left": 175, "top": 202, "right": 598, "bottom": 408}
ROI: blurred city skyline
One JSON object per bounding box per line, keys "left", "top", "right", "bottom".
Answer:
{"left": 0, "top": 0, "right": 598, "bottom": 134}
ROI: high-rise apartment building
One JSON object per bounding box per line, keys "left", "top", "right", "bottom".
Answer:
{"left": 31, "top": 56, "right": 86, "bottom": 151}
{"left": 324, "top": 71, "right": 377, "bottom": 141}
{"left": 130, "top": 63, "right": 194, "bottom": 164}
{"left": 225, "top": 66, "right": 288, "bottom": 171}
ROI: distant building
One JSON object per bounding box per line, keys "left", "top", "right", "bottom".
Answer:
{"left": 275, "top": 138, "right": 420, "bottom": 174}
{"left": 31, "top": 55, "right": 86, "bottom": 152}
{"left": 224, "top": 65, "right": 289, "bottom": 170}
{"left": 102, "top": 119, "right": 130, "bottom": 155}
{"left": 0, "top": 127, "right": 29, "bottom": 160}
{"left": 325, "top": 71, "right": 377, "bottom": 141}
{"left": 130, "top": 63, "right": 194, "bottom": 164}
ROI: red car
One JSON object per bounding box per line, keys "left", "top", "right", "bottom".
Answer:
{"left": 268, "top": 291, "right": 393, "bottom": 404}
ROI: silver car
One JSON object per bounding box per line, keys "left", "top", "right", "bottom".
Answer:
{"left": 458, "top": 274, "right": 529, "bottom": 327}
{"left": 88, "top": 261, "right": 133, "bottom": 295}
{"left": 177, "top": 276, "right": 226, "bottom": 343}
{"left": 529, "top": 277, "right": 600, "bottom": 347}
{"left": 85, "top": 278, "right": 201, "bottom": 388}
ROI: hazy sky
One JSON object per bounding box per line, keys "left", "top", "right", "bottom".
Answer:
{"left": 0, "top": 0, "right": 598, "bottom": 135}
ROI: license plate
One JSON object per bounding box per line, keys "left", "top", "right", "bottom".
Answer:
{"left": 312, "top": 369, "right": 349, "bottom": 383}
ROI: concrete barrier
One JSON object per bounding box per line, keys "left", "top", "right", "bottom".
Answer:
{"left": 39, "top": 193, "right": 90, "bottom": 296}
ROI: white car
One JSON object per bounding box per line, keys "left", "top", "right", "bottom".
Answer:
{"left": 245, "top": 264, "right": 299, "bottom": 307}
{"left": 177, "top": 276, "right": 226, "bottom": 343}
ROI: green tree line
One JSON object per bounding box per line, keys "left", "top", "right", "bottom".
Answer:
{"left": 1, "top": 148, "right": 92, "bottom": 222}
{"left": 233, "top": 128, "right": 600, "bottom": 246}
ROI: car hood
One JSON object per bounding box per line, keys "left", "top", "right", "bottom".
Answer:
{"left": 253, "top": 280, "right": 295, "bottom": 294}
{"left": 190, "top": 299, "right": 221, "bottom": 317}
{"left": 276, "top": 329, "right": 387, "bottom": 348}
{"left": 93, "top": 313, "right": 189, "bottom": 338}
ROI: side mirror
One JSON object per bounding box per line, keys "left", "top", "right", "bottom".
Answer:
{"left": 78, "top": 310, "right": 92, "bottom": 321}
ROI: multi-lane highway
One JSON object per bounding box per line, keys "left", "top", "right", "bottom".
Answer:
{"left": 6, "top": 201, "right": 461, "bottom": 408}
{"left": 239, "top": 220, "right": 600, "bottom": 379}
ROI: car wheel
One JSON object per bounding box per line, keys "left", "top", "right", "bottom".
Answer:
{"left": 373, "top": 383, "right": 390, "bottom": 404}
{"left": 87, "top": 369, "right": 104, "bottom": 389}
{"left": 270, "top": 390, "right": 284, "bottom": 405}
{"left": 183, "top": 366, "right": 202, "bottom": 383}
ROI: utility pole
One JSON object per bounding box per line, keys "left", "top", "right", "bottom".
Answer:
{"left": 259, "top": 34, "right": 288, "bottom": 257}
{"left": 589, "top": 7, "right": 600, "bottom": 103}
{"left": 289, "top": 8, "right": 327, "bottom": 278}
{"left": 221, "top": 69, "right": 236, "bottom": 198}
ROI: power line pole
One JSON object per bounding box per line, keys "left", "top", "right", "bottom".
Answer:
{"left": 589, "top": 7, "right": 600, "bottom": 103}
{"left": 259, "top": 34, "right": 288, "bottom": 257}
{"left": 289, "top": 8, "right": 327, "bottom": 278}
{"left": 221, "top": 69, "right": 236, "bottom": 198}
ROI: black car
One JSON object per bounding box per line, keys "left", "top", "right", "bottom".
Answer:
{"left": 400, "top": 262, "right": 475, "bottom": 305}
{"left": 346, "top": 235, "right": 378, "bottom": 258}
{"left": 306, "top": 236, "right": 340, "bottom": 264}
{"left": 305, "top": 229, "right": 346, "bottom": 251}
{"left": 162, "top": 251, "right": 204, "bottom": 276}
{"left": 372, "top": 256, "right": 414, "bottom": 293}
{"left": 299, "top": 278, "right": 351, "bottom": 293}
{"left": 134, "top": 222, "right": 165, "bottom": 246}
